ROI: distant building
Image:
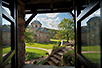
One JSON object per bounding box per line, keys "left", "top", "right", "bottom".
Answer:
{"left": 2, "top": 25, "right": 11, "bottom": 44}
{"left": 29, "top": 20, "right": 50, "bottom": 43}
{"left": 81, "top": 16, "right": 100, "bottom": 46}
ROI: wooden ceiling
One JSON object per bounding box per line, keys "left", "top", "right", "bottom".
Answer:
{"left": 3, "top": 0, "right": 91, "bottom": 14}
{"left": 23, "top": 0, "right": 73, "bottom": 14}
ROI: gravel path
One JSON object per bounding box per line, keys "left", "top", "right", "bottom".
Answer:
{"left": 82, "top": 51, "right": 100, "bottom": 53}
{"left": 26, "top": 46, "right": 52, "bottom": 54}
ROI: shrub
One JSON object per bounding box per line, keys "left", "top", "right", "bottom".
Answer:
{"left": 36, "top": 59, "right": 46, "bottom": 65}
{"left": 62, "top": 50, "right": 75, "bottom": 66}
{"left": 33, "top": 61, "right": 37, "bottom": 64}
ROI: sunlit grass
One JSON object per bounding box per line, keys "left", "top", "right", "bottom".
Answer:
{"left": 26, "top": 39, "right": 67, "bottom": 49}
{"left": 26, "top": 48, "right": 48, "bottom": 61}
{"left": 3, "top": 47, "right": 10, "bottom": 54}
{"left": 82, "top": 46, "right": 100, "bottom": 51}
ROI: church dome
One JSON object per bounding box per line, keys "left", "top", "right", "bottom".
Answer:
{"left": 32, "top": 20, "right": 41, "bottom": 24}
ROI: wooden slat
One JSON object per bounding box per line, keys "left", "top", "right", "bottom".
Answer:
{"left": 50, "top": 57, "right": 59, "bottom": 64}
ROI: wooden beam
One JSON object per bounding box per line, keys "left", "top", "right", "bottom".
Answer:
{"left": 76, "top": 0, "right": 99, "bottom": 22}
{"left": 25, "top": 9, "right": 73, "bottom": 14}
{"left": 25, "top": 0, "right": 72, "bottom": 4}
{"left": 25, "top": 2, "right": 72, "bottom": 10}
{"left": 69, "top": 11, "right": 74, "bottom": 18}
{"left": 25, "top": 13, "right": 37, "bottom": 28}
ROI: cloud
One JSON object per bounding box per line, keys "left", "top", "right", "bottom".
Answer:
{"left": 25, "top": 13, "right": 60, "bottom": 30}
{"left": 55, "top": 17, "right": 60, "bottom": 21}
{"left": 46, "top": 13, "right": 59, "bottom": 18}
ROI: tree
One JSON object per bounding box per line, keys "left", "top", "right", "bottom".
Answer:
{"left": 55, "top": 33, "right": 61, "bottom": 39}
{"left": 24, "top": 27, "right": 35, "bottom": 43}
{"left": 58, "top": 18, "right": 74, "bottom": 42}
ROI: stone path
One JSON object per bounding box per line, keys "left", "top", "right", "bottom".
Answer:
{"left": 26, "top": 46, "right": 52, "bottom": 54}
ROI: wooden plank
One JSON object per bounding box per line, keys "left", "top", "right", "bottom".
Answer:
{"left": 50, "top": 57, "right": 59, "bottom": 64}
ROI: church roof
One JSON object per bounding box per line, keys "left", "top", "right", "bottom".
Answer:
{"left": 32, "top": 20, "right": 42, "bottom": 24}
{"left": 3, "top": 28, "right": 10, "bottom": 32}
{"left": 36, "top": 28, "right": 48, "bottom": 33}
{"left": 87, "top": 16, "right": 100, "bottom": 23}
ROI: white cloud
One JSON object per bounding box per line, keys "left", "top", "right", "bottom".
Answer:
{"left": 89, "top": 9, "right": 100, "bottom": 17}
{"left": 46, "top": 19, "right": 58, "bottom": 29}
{"left": 26, "top": 13, "right": 60, "bottom": 29}
{"left": 55, "top": 17, "right": 60, "bottom": 21}
{"left": 46, "top": 13, "right": 59, "bottom": 18}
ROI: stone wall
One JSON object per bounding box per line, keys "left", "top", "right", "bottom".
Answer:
{"left": 3, "top": 32, "right": 10, "bottom": 44}
{"left": 17, "top": 0, "right": 25, "bottom": 68}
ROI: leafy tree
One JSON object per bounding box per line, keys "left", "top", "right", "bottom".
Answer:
{"left": 58, "top": 18, "right": 74, "bottom": 42}
{"left": 55, "top": 33, "right": 61, "bottom": 39}
{"left": 24, "top": 27, "right": 35, "bottom": 43}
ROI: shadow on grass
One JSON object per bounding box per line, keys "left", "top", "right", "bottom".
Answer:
{"left": 25, "top": 52, "right": 47, "bottom": 61}
{"left": 28, "top": 40, "right": 58, "bottom": 45}
{"left": 38, "top": 41, "right": 57, "bottom": 44}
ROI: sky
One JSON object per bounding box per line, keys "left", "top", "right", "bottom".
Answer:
{"left": 25, "top": 13, "right": 72, "bottom": 30}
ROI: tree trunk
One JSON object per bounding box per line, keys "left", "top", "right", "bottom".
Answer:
{"left": 66, "top": 33, "right": 69, "bottom": 43}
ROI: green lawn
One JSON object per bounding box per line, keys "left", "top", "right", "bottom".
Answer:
{"left": 82, "top": 46, "right": 100, "bottom": 67}
{"left": 25, "top": 39, "right": 65, "bottom": 49}
{"left": 82, "top": 46, "right": 100, "bottom": 51}
{"left": 26, "top": 48, "right": 48, "bottom": 61}
{"left": 3, "top": 47, "right": 10, "bottom": 54}
{"left": 83, "top": 53, "right": 100, "bottom": 67}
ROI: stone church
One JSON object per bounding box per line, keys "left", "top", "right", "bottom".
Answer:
{"left": 29, "top": 20, "right": 50, "bottom": 43}
{"left": 2, "top": 25, "right": 11, "bottom": 44}
{"left": 81, "top": 16, "right": 100, "bottom": 46}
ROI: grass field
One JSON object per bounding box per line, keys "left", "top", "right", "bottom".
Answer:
{"left": 25, "top": 39, "right": 67, "bottom": 49}
{"left": 82, "top": 45, "right": 100, "bottom": 67}
{"left": 83, "top": 53, "right": 100, "bottom": 67}
{"left": 26, "top": 48, "right": 48, "bottom": 61}
{"left": 3, "top": 47, "right": 10, "bottom": 54}
{"left": 82, "top": 46, "right": 100, "bottom": 51}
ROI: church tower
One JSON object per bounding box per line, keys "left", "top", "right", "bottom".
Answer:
{"left": 31, "top": 20, "right": 42, "bottom": 28}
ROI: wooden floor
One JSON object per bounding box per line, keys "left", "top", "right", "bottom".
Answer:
{"left": 22, "top": 64, "right": 75, "bottom": 68}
